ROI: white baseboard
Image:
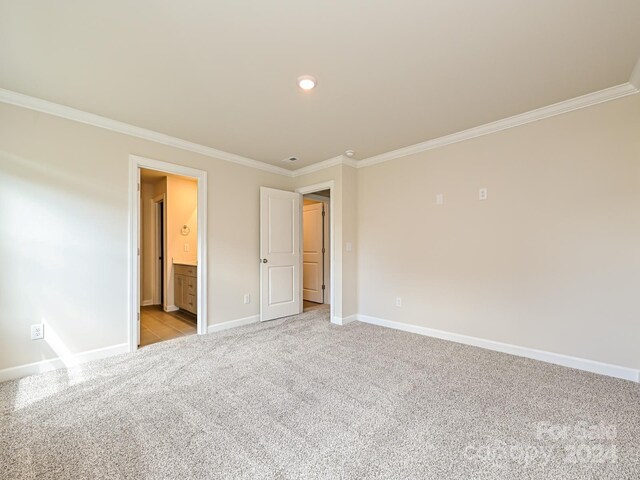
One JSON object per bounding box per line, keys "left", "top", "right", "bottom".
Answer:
{"left": 141, "top": 299, "right": 153, "bottom": 306}
{"left": 208, "top": 314, "right": 260, "bottom": 333}
{"left": 165, "top": 305, "right": 179, "bottom": 312}
{"left": 0, "top": 343, "right": 129, "bottom": 383}
{"left": 356, "top": 314, "right": 640, "bottom": 383}
{"left": 331, "top": 315, "right": 357, "bottom": 326}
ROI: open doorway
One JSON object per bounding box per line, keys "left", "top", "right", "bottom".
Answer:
{"left": 139, "top": 168, "right": 199, "bottom": 347}
{"left": 129, "top": 155, "right": 208, "bottom": 353}
{"left": 259, "top": 181, "right": 334, "bottom": 322}
{"left": 302, "top": 191, "right": 330, "bottom": 314}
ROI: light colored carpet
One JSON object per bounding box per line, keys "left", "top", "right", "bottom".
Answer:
{"left": 1, "top": 307, "right": 638, "bottom": 479}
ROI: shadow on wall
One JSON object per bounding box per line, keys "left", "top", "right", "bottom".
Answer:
{"left": 0, "top": 150, "right": 126, "bottom": 374}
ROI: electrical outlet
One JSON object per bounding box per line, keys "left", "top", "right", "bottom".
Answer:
{"left": 346, "top": 242, "right": 353, "bottom": 252}
{"left": 436, "top": 194, "right": 444, "bottom": 205}
{"left": 395, "top": 297, "right": 402, "bottom": 307}
{"left": 243, "top": 293, "right": 250, "bottom": 304}
{"left": 31, "top": 324, "right": 44, "bottom": 340}
{"left": 479, "top": 188, "right": 488, "bottom": 201}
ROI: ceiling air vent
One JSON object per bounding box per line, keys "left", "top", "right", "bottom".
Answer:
{"left": 282, "top": 156, "right": 298, "bottom": 163}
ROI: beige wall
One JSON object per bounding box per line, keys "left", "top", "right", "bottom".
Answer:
{"left": 1, "top": 92, "right": 639, "bottom": 374}
{"left": 149, "top": 177, "right": 168, "bottom": 305}
{"left": 166, "top": 175, "right": 197, "bottom": 308}
{"left": 140, "top": 180, "right": 156, "bottom": 304}
{"left": 357, "top": 94, "right": 640, "bottom": 369}
{"left": 0, "top": 102, "right": 289, "bottom": 370}
{"left": 167, "top": 175, "right": 198, "bottom": 266}
{"left": 342, "top": 166, "right": 358, "bottom": 318}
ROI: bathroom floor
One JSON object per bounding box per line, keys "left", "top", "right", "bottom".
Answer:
{"left": 139, "top": 305, "right": 197, "bottom": 347}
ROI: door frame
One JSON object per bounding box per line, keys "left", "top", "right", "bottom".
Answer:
{"left": 302, "top": 197, "right": 330, "bottom": 305}
{"left": 295, "top": 181, "right": 335, "bottom": 322}
{"left": 151, "top": 193, "right": 166, "bottom": 307}
{"left": 128, "top": 154, "right": 208, "bottom": 352}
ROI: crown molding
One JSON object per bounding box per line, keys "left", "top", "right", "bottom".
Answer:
{"left": 290, "top": 154, "right": 357, "bottom": 178}
{"left": 0, "top": 88, "right": 293, "bottom": 177}
{"left": 356, "top": 83, "right": 639, "bottom": 169}
{"left": 2, "top": 80, "right": 638, "bottom": 178}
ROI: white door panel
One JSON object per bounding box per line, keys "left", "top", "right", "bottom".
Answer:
{"left": 260, "top": 187, "right": 301, "bottom": 321}
{"left": 268, "top": 196, "right": 294, "bottom": 254}
{"left": 303, "top": 203, "right": 324, "bottom": 303}
{"left": 269, "top": 266, "right": 295, "bottom": 304}
{"left": 303, "top": 262, "right": 320, "bottom": 290}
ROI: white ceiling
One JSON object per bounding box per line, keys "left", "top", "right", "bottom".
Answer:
{"left": 1, "top": 1, "right": 639, "bottom": 170}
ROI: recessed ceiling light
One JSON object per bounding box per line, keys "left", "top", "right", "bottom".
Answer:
{"left": 345, "top": 150, "right": 355, "bottom": 157}
{"left": 297, "top": 75, "right": 317, "bottom": 91}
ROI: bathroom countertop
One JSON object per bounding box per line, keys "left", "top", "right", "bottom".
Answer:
{"left": 173, "top": 260, "right": 197, "bottom": 267}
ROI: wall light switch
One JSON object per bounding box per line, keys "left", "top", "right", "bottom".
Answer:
{"left": 243, "top": 294, "right": 250, "bottom": 304}
{"left": 479, "top": 188, "right": 488, "bottom": 201}
{"left": 31, "top": 324, "right": 44, "bottom": 340}
{"left": 346, "top": 242, "right": 353, "bottom": 252}
{"left": 184, "top": 243, "right": 190, "bottom": 252}
{"left": 436, "top": 194, "right": 444, "bottom": 205}
{"left": 395, "top": 297, "right": 402, "bottom": 307}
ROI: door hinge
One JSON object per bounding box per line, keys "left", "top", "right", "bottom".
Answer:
{"left": 322, "top": 210, "right": 325, "bottom": 217}
{"left": 322, "top": 247, "right": 325, "bottom": 253}
{"left": 322, "top": 284, "right": 325, "bottom": 290}
{"left": 137, "top": 183, "right": 140, "bottom": 192}
{"left": 137, "top": 247, "right": 140, "bottom": 256}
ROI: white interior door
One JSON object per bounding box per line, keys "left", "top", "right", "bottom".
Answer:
{"left": 260, "top": 187, "right": 301, "bottom": 321}
{"left": 303, "top": 203, "right": 324, "bottom": 303}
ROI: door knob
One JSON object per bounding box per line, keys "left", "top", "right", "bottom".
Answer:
{"left": 262, "top": 259, "right": 268, "bottom": 263}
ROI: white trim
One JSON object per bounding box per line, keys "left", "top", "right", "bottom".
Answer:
{"left": 304, "top": 193, "right": 330, "bottom": 203}
{"left": 356, "top": 314, "right": 640, "bottom": 383}
{"left": 151, "top": 193, "right": 166, "bottom": 306}
{"left": 295, "top": 181, "right": 335, "bottom": 195}
{"left": 2, "top": 83, "right": 638, "bottom": 178}
{"left": 141, "top": 299, "right": 154, "bottom": 307}
{"left": 165, "top": 305, "right": 179, "bottom": 313}
{"left": 207, "top": 315, "right": 260, "bottom": 333}
{"left": 0, "top": 343, "right": 129, "bottom": 383}
{"left": 331, "top": 315, "right": 357, "bottom": 326}
{"left": 290, "top": 155, "right": 357, "bottom": 177}
{"left": 630, "top": 57, "right": 640, "bottom": 90}
{"left": 295, "top": 181, "right": 336, "bottom": 322}
{"left": 321, "top": 199, "right": 331, "bottom": 306}
{"left": 356, "top": 83, "right": 639, "bottom": 168}
{"left": 129, "top": 155, "right": 208, "bottom": 354}
{"left": 0, "top": 88, "right": 291, "bottom": 177}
